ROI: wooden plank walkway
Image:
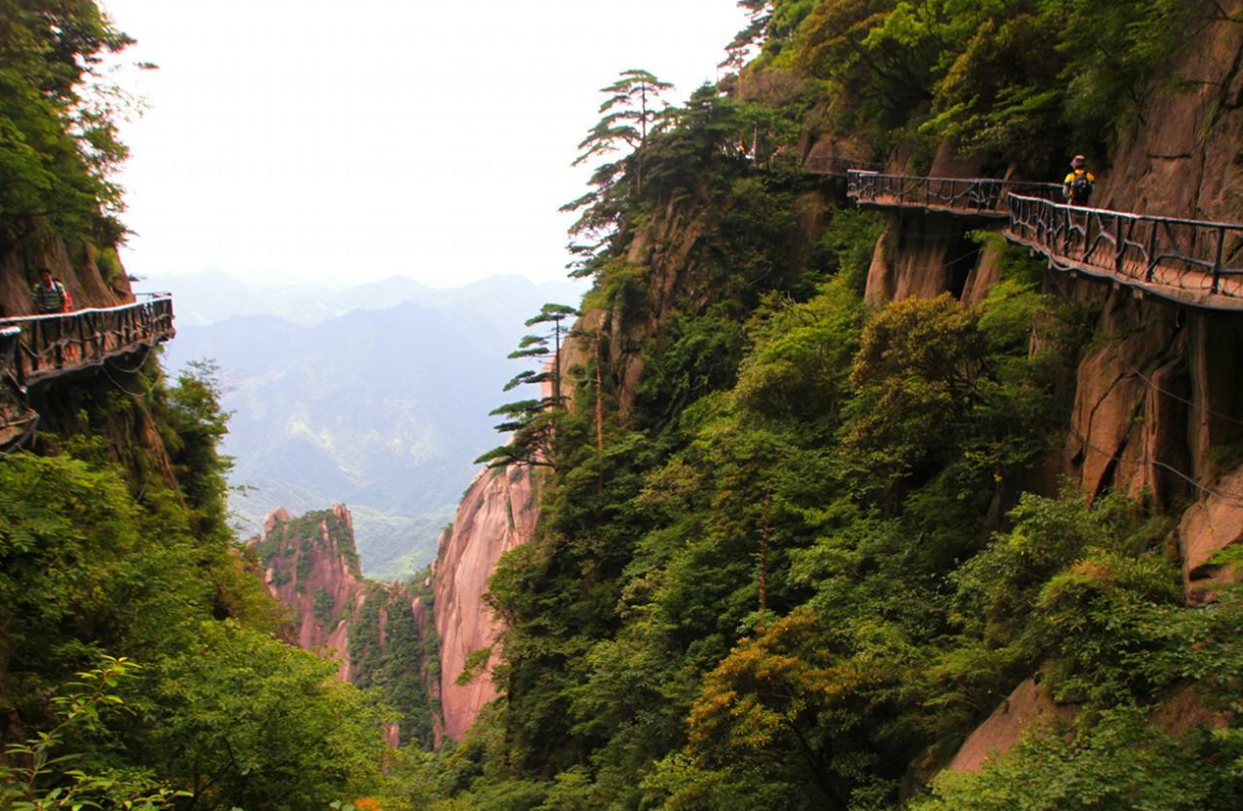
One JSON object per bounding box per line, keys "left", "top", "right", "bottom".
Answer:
{"left": 0, "top": 294, "right": 176, "bottom": 449}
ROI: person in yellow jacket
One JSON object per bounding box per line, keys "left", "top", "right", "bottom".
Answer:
{"left": 1063, "top": 154, "right": 1096, "bottom": 206}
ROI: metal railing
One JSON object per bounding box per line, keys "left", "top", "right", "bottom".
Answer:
{"left": 1006, "top": 196, "right": 1243, "bottom": 306}
{"left": 0, "top": 294, "right": 176, "bottom": 387}
{"left": 0, "top": 327, "right": 20, "bottom": 386}
{"left": 847, "top": 170, "right": 1063, "bottom": 217}
{"left": 1, "top": 326, "right": 36, "bottom": 449}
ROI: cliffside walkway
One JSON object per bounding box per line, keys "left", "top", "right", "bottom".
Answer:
{"left": 844, "top": 169, "right": 1243, "bottom": 311}
{"left": 0, "top": 294, "right": 176, "bottom": 448}
{"left": 846, "top": 170, "right": 1063, "bottom": 218}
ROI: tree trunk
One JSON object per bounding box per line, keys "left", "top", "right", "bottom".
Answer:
{"left": 596, "top": 334, "right": 605, "bottom": 495}
{"left": 759, "top": 481, "right": 771, "bottom": 612}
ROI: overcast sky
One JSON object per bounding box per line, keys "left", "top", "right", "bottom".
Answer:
{"left": 100, "top": 0, "right": 749, "bottom": 289}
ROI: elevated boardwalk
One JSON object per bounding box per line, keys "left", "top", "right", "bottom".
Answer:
{"left": 844, "top": 170, "right": 1243, "bottom": 312}
{"left": 847, "top": 171, "right": 1063, "bottom": 218}
{"left": 0, "top": 294, "right": 176, "bottom": 448}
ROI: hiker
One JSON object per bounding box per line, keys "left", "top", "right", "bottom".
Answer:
{"left": 1063, "top": 155, "right": 1096, "bottom": 206}
{"left": 31, "top": 268, "right": 70, "bottom": 314}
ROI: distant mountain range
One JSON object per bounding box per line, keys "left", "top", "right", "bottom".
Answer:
{"left": 148, "top": 271, "right": 583, "bottom": 579}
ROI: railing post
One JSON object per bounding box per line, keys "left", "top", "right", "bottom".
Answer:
{"left": 1145, "top": 223, "right": 1158, "bottom": 282}
{"left": 78, "top": 313, "right": 88, "bottom": 366}
{"left": 1114, "top": 216, "right": 1125, "bottom": 276}
{"left": 1213, "top": 226, "right": 1227, "bottom": 294}
{"left": 1063, "top": 206, "right": 1072, "bottom": 257}
{"left": 14, "top": 329, "right": 25, "bottom": 391}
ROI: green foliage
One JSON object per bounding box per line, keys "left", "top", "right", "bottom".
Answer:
{"left": 841, "top": 276, "right": 1059, "bottom": 500}
{"left": 156, "top": 359, "right": 233, "bottom": 539}
{"left": 141, "top": 619, "right": 387, "bottom": 810}
{"left": 0, "top": 418, "right": 385, "bottom": 809}
{"left": 0, "top": 0, "right": 137, "bottom": 244}
{"left": 911, "top": 708, "right": 1243, "bottom": 811}
{"left": 575, "top": 69, "right": 673, "bottom": 165}
{"left": 375, "top": 7, "right": 1237, "bottom": 806}
{"left": 456, "top": 647, "right": 493, "bottom": 687}
{"left": 315, "top": 586, "right": 337, "bottom": 624}
{"left": 439, "top": 178, "right": 1243, "bottom": 810}
{"left": 478, "top": 303, "right": 578, "bottom": 470}
{"left": 565, "top": 69, "right": 673, "bottom": 279}
{"left": 771, "top": 0, "right": 1200, "bottom": 169}
{"left": 348, "top": 583, "right": 440, "bottom": 749}
{"left": 0, "top": 656, "right": 187, "bottom": 811}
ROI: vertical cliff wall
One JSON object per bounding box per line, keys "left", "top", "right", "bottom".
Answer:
{"left": 846, "top": 8, "right": 1243, "bottom": 777}
{"left": 432, "top": 465, "right": 540, "bottom": 740}
{"left": 853, "top": 6, "right": 1243, "bottom": 606}
{"left": 1, "top": 228, "right": 177, "bottom": 491}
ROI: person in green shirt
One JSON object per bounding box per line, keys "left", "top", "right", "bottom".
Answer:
{"left": 31, "top": 267, "right": 69, "bottom": 314}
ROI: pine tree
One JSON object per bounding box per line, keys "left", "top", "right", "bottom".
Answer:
{"left": 562, "top": 69, "right": 673, "bottom": 279}
{"left": 475, "top": 303, "right": 579, "bottom": 470}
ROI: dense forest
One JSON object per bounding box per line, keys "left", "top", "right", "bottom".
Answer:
{"left": 4, "top": 1, "right": 1243, "bottom": 810}
{"left": 412, "top": 1, "right": 1243, "bottom": 810}
{"left": 0, "top": 4, "right": 404, "bottom": 809}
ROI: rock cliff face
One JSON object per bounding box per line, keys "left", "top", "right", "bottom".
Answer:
{"left": 0, "top": 234, "right": 176, "bottom": 489}
{"left": 253, "top": 505, "right": 366, "bottom": 679}
{"left": 849, "top": 7, "right": 1243, "bottom": 776}
{"left": 433, "top": 465, "right": 539, "bottom": 740}
{"left": 857, "top": 8, "right": 1243, "bottom": 603}
{"left": 251, "top": 505, "right": 441, "bottom": 747}
{"left": 944, "top": 678, "right": 1074, "bottom": 775}
{"left": 0, "top": 228, "right": 133, "bottom": 317}
{"left": 1058, "top": 9, "right": 1243, "bottom": 600}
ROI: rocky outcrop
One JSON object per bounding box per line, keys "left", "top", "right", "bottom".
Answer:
{"left": 861, "top": 140, "right": 995, "bottom": 307}
{"left": 856, "top": 7, "right": 1243, "bottom": 602}
{"left": 1095, "top": 3, "right": 1243, "bottom": 223}
{"left": 26, "top": 365, "right": 181, "bottom": 494}
{"left": 864, "top": 211, "right": 980, "bottom": 305}
{"left": 847, "top": 8, "right": 1243, "bottom": 781}
{"left": 251, "top": 504, "right": 442, "bottom": 747}
{"left": 433, "top": 464, "right": 540, "bottom": 740}
{"left": 252, "top": 505, "right": 366, "bottom": 679}
{"left": 2, "top": 223, "right": 158, "bottom": 473}
{"left": 1056, "top": 5, "right": 1243, "bottom": 597}
{"left": 945, "top": 678, "right": 1075, "bottom": 774}
{"left": 1178, "top": 464, "right": 1243, "bottom": 599}
{"left": 943, "top": 677, "right": 1230, "bottom": 776}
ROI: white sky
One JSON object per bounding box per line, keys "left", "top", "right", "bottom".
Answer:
{"left": 100, "top": 0, "right": 749, "bottom": 289}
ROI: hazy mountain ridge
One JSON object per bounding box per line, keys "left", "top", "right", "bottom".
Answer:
{"left": 141, "top": 270, "right": 581, "bottom": 353}
{"left": 158, "top": 272, "right": 584, "bottom": 578}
